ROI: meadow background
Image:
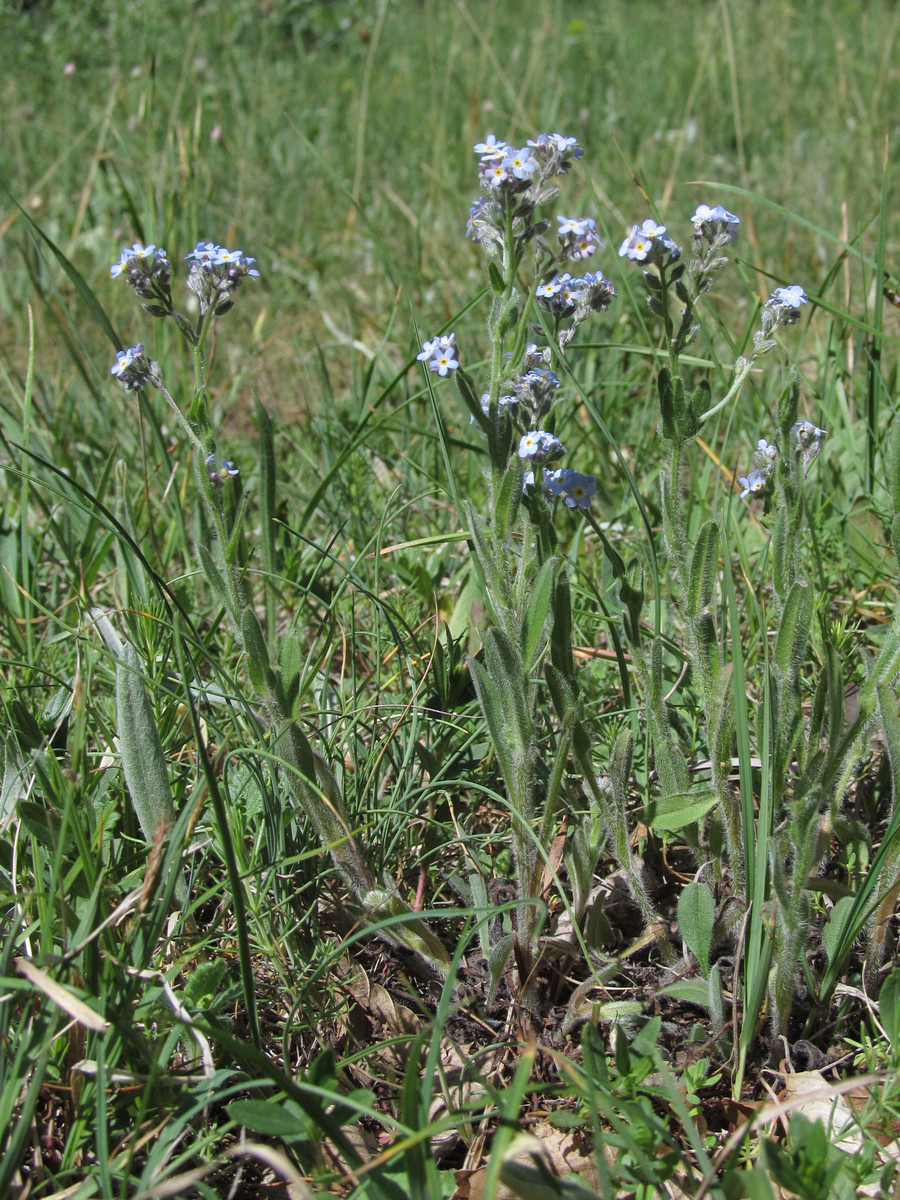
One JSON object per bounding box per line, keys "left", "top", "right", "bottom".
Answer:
{"left": 2, "top": 0, "right": 900, "bottom": 1196}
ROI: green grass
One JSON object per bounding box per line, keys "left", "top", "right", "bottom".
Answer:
{"left": 2, "top": 0, "right": 900, "bottom": 1196}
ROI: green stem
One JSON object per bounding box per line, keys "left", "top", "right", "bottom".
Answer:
{"left": 697, "top": 355, "right": 755, "bottom": 425}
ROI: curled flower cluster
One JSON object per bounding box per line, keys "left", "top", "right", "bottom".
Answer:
{"left": 417, "top": 333, "right": 459, "bottom": 376}
{"left": 739, "top": 437, "right": 778, "bottom": 499}
{"left": 792, "top": 418, "right": 827, "bottom": 473}
{"left": 753, "top": 284, "right": 810, "bottom": 354}
{"left": 109, "top": 343, "right": 159, "bottom": 391}
{"left": 537, "top": 270, "right": 615, "bottom": 314}
{"left": 513, "top": 367, "right": 560, "bottom": 422}
{"left": 690, "top": 204, "right": 740, "bottom": 246}
{"left": 556, "top": 215, "right": 601, "bottom": 262}
{"left": 186, "top": 241, "right": 260, "bottom": 315}
{"left": 110, "top": 242, "right": 173, "bottom": 311}
{"left": 619, "top": 218, "right": 682, "bottom": 265}
{"left": 206, "top": 454, "right": 240, "bottom": 486}
{"left": 466, "top": 131, "right": 585, "bottom": 252}
{"left": 524, "top": 467, "right": 597, "bottom": 510}
{"left": 738, "top": 420, "right": 826, "bottom": 501}
{"left": 689, "top": 204, "right": 740, "bottom": 295}
{"left": 518, "top": 429, "right": 565, "bottom": 463}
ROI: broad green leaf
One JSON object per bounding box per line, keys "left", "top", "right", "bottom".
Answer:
{"left": 879, "top": 969, "right": 900, "bottom": 1054}
{"left": 657, "top": 365, "right": 678, "bottom": 440}
{"left": 468, "top": 652, "right": 515, "bottom": 787}
{"left": 822, "top": 895, "right": 856, "bottom": 966}
{"left": 774, "top": 580, "right": 813, "bottom": 692}
{"left": 687, "top": 520, "right": 720, "bottom": 619}
{"left": 493, "top": 454, "right": 521, "bottom": 543}
{"left": 228, "top": 1098, "right": 310, "bottom": 1140}
{"left": 482, "top": 627, "right": 531, "bottom": 759}
{"left": 114, "top": 641, "right": 187, "bottom": 907}
{"left": 678, "top": 882, "right": 715, "bottom": 977}
{"left": 549, "top": 574, "right": 576, "bottom": 680}
{"left": 197, "top": 542, "right": 230, "bottom": 607}
{"left": 657, "top": 980, "right": 711, "bottom": 1008}
{"left": 645, "top": 790, "right": 718, "bottom": 832}
{"left": 521, "top": 556, "right": 557, "bottom": 670}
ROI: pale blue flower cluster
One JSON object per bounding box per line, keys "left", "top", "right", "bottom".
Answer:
{"left": 186, "top": 241, "right": 259, "bottom": 277}
{"left": 417, "top": 333, "right": 459, "bottom": 376}
{"left": 739, "top": 436, "right": 779, "bottom": 499}
{"left": 206, "top": 454, "right": 240, "bottom": 486}
{"left": 518, "top": 429, "right": 564, "bottom": 462}
{"left": 185, "top": 240, "right": 260, "bottom": 315}
{"left": 109, "top": 241, "right": 173, "bottom": 309}
{"left": 619, "top": 218, "right": 681, "bottom": 264}
{"left": 556, "top": 215, "right": 601, "bottom": 262}
{"left": 473, "top": 131, "right": 583, "bottom": 196}
{"left": 110, "top": 242, "right": 168, "bottom": 278}
{"left": 792, "top": 419, "right": 827, "bottom": 472}
{"left": 466, "top": 130, "right": 585, "bottom": 250}
{"left": 738, "top": 419, "right": 826, "bottom": 500}
{"left": 524, "top": 467, "right": 597, "bottom": 509}
{"left": 536, "top": 270, "right": 616, "bottom": 319}
{"left": 690, "top": 204, "right": 740, "bottom": 245}
{"left": 109, "top": 343, "right": 157, "bottom": 391}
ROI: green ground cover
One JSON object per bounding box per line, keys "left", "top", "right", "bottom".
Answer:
{"left": 2, "top": 1, "right": 900, "bottom": 1196}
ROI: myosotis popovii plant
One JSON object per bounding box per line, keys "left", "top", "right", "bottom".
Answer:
{"left": 615, "top": 202, "right": 900, "bottom": 1092}
{"left": 107, "top": 239, "right": 450, "bottom": 977}
{"left": 422, "top": 132, "right": 666, "bottom": 1021}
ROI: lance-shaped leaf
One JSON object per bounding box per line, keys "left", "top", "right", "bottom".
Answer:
{"left": 774, "top": 580, "right": 813, "bottom": 694}
{"left": 688, "top": 379, "right": 711, "bottom": 434}
{"left": 197, "top": 542, "right": 231, "bottom": 609}
{"left": 105, "top": 632, "right": 187, "bottom": 907}
{"left": 549, "top": 574, "right": 576, "bottom": 681}
{"left": 521, "top": 556, "right": 557, "bottom": 671}
{"left": 678, "top": 881, "right": 715, "bottom": 978}
{"left": 657, "top": 365, "right": 679, "bottom": 441}
{"left": 494, "top": 454, "right": 523, "bottom": 544}
{"left": 687, "top": 520, "right": 720, "bottom": 620}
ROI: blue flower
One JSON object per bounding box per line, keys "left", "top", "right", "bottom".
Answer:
{"left": 186, "top": 241, "right": 224, "bottom": 263}
{"left": 474, "top": 133, "right": 507, "bottom": 160}
{"left": 110, "top": 242, "right": 157, "bottom": 277}
{"left": 738, "top": 469, "right": 767, "bottom": 500}
{"left": 560, "top": 470, "right": 596, "bottom": 509}
{"left": 548, "top": 132, "right": 583, "bottom": 158}
{"left": 559, "top": 274, "right": 583, "bottom": 306}
{"left": 110, "top": 344, "right": 156, "bottom": 391}
{"left": 556, "top": 215, "right": 590, "bottom": 237}
{"left": 536, "top": 277, "right": 563, "bottom": 300}
{"left": 110, "top": 346, "right": 136, "bottom": 377}
{"left": 766, "top": 285, "right": 808, "bottom": 309}
{"left": 501, "top": 146, "right": 536, "bottom": 179}
{"left": 543, "top": 468, "right": 568, "bottom": 496}
{"left": 206, "top": 454, "right": 240, "bottom": 485}
{"left": 619, "top": 224, "right": 654, "bottom": 261}
{"left": 467, "top": 196, "right": 489, "bottom": 240}
{"left": 619, "top": 219, "right": 681, "bottom": 264}
{"left": 518, "top": 430, "right": 564, "bottom": 462}
{"left": 429, "top": 348, "right": 458, "bottom": 376}
{"left": 691, "top": 204, "right": 740, "bottom": 243}
{"left": 417, "top": 333, "right": 456, "bottom": 364}
{"left": 483, "top": 160, "right": 510, "bottom": 188}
